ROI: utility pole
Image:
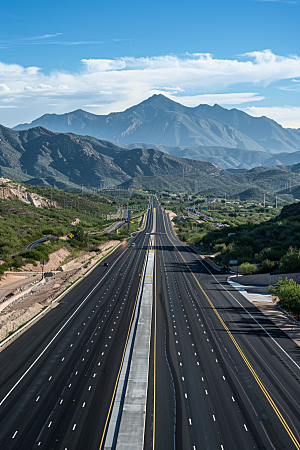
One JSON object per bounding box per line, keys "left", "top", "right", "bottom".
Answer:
{"left": 81, "top": 179, "right": 84, "bottom": 196}
{"left": 275, "top": 196, "right": 278, "bottom": 208}
{"left": 40, "top": 260, "right": 45, "bottom": 280}
{"left": 263, "top": 193, "right": 266, "bottom": 208}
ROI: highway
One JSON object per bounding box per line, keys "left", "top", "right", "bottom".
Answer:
{"left": 144, "top": 205, "right": 300, "bottom": 450}
{"left": 1, "top": 200, "right": 300, "bottom": 450}
{"left": 0, "top": 203, "right": 153, "bottom": 450}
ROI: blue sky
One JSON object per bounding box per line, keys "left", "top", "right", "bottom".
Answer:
{"left": 0, "top": 0, "right": 299, "bottom": 128}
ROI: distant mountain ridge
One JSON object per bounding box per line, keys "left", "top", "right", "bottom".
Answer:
{"left": 14, "top": 94, "right": 300, "bottom": 155}
{"left": 122, "top": 142, "right": 300, "bottom": 170}
{"left": 1, "top": 123, "right": 300, "bottom": 201}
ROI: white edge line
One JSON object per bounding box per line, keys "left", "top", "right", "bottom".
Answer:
{"left": 0, "top": 209, "right": 152, "bottom": 404}
{"left": 163, "top": 209, "right": 300, "bottom": 372}
{"left": 0, "top": 243, "right": 122, "bottom": 349}
{"left": 0, "top": 243, "right": 131, "bottom": 407}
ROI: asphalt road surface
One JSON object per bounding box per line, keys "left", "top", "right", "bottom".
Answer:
{"left": 144, "top": 205, "right": 300, "bottom": 450}
{"left": 1, "top": 200, "right": 300, "bottom": 450}
{"left": 0, "top": 204, "right": 153, "bottom": 450}
{"left": 25, "top": 236, "right": 58, "bottom": 250}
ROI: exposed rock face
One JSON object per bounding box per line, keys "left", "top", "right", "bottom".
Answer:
{"left": 0, "top": 178, "right": 58, "bottom": 208}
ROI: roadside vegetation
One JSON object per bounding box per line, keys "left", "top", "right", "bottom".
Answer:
{"left": 0, "top": 183, "right": 146, "bottom": 274}
{"left": 162, "top": 193, "right": 300, "bottom": 274}
{"left": 269, "top": 278, "right": 300, "bottom": 319}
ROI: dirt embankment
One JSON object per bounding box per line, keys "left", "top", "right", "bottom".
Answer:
{"left": 0, "top": 240, "right": 120, "bottom": 344}
{"left": 22, "top": 247, "right": 71, "bottom": 272}
{"left": 165, "top": 210, "right": 177, "bottom": 222}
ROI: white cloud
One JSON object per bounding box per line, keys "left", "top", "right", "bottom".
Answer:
{"left": 168, "top": 92, "right": 264, "bottom": 106}
{"left": 40, "top": 33, "right": 63, "bottom": 39}
{"left": 0, "top": 33, "right": 105, "bottom": 48}
{"left": 82, "top": 59, "right": 126, "bottom": 72}
{"left": 280, "top": 79, "right": 300, "bottom": 92}
{"left": 84, "top": 104, "right": 104, "bottom": 107}
{"left": 160, "top": 87, "right": 185, "bottom": 93}
{"left": 0, "top": 61, "right": 40, "bottom": 79}
{"left": 21, "top": 33, "right": 63, "bottom": 41}
{"left": 0, "top": 50, "right": 300, "bottom": 127}
{"left": 82, "top": 50, "right": 300, "bottom": 89}
{"left": 242, "top": 106, "right": 300, "bottom": 128}
{"left": 0, "top": 83, "right": 10, "bottom": 92}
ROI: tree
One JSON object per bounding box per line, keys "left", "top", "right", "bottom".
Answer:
{"left": 279, "top": 247, "right": 300, "bottom": 273}
{"left": 73, "top": 225, "right": 85, "bottom": 242}
{"left": 269, "top": 277, "right": 300, "bottom": 318}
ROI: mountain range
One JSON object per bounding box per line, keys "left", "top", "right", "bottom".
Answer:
{"left": 121, "top": 143, "right": 300, "bottom": 171}
{"left": 14, "top": 94, "right": 300, "bottom": 170}
{"left": 1, "top": 123, "right": 300, "bottom": 201}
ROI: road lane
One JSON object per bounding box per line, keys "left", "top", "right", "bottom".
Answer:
{"left": 152, "top": 234, "right": 255, "bottom": 449}
{"left": 0, "top": 204, "right": 153, "bottom": 450}
{"left": 162, "top": 208, "right": 300, "bottom": 447}
{"left": 146, "top": 204, "right": 300, "bottom": 450}
{"left": 2, "top": 199, "right": 300, "bottom": 450}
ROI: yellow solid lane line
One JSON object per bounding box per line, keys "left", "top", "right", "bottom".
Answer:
{"left": 161, "top": 210, "right": 300, "bottom": 450}
{"left": 153, "top": 239, "right": 157, "bottom": 450}
{"left": 98, "top": 238, "right": 150, "bottom": 450}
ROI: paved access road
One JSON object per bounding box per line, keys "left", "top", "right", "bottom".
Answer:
{"left": 144, "top": 205, "right": 300, "bottom": 450}
{"left": 0, "top": 203, "right": 153, "bottom": 450}
{"left": 25, "top": 236, "right": 58, "bottom": 250}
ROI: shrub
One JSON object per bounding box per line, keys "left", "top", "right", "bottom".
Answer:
{"left": 279, "top": 247, "right": 300, "bottom": 273}
{"left": 42, "top": 228, "right": 56, "bottom": 235}
{"left": 70, "top": 238, "right": 86, "bottom": 249}
{"left": 12, "top": 255, "right": 23, "bottom": 269}
{"left": 189, "top": 233, "right": 203, "bottom": 246}
{"left": 73, "top": 225, "right": 85, "bottom": 242}
{"left": 20, "top": 245, "right": 50, "bottom": 263}
{"left": 240, "top": 262, "right": 258, "bottom": 275}
{"left": 269, "top": 277, "right": 300, "bottom": 318}
{"left": 0, "top": 263, "right": 10, "bottom": 275}
{"left": 213, "top": 243, "right": 226, "bottom": 253}
{"left": 258, "top": 259, "right": 277, "bottom": 274}
{"left": 254, "top": 247, "right": 283, "bottom": 263}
